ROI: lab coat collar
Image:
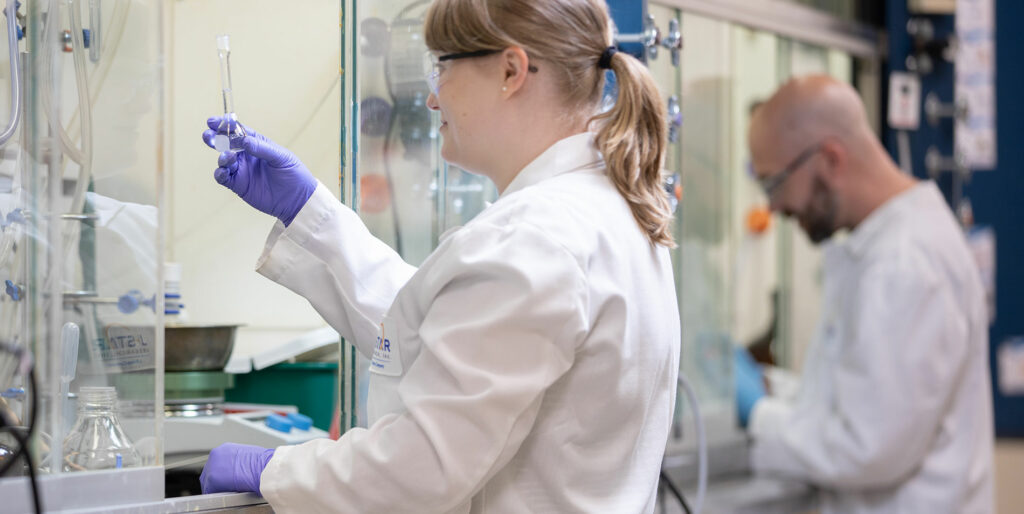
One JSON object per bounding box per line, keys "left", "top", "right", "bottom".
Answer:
{"left": 500, "top": 132, "right": 603, "bottom": 198}
{"left": 843, "top": 180, "right": 939, "bottom": 258}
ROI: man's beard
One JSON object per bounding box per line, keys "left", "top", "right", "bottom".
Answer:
{"left": 802, "top": 176, "right": 837, "bottom": 244}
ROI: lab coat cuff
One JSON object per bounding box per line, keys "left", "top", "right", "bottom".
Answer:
{"left": 258, "top": 443, "right": 295, "bottom": 504}
{"left": 748, "top": 396, "right": 790, "bottom": 438}
{"left": 748, "top": 397, "right": 796, "bottom": 475}
{"left": 255, "top": 182, "right": 336, "bottom": 280}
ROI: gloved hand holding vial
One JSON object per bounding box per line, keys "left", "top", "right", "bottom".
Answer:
{"left": 214, "top": 34, "right": 246, "bottom": 153}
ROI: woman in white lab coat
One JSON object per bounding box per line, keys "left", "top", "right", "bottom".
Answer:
{"left": 199, "top": 0, "right": 681, "bottom": 512}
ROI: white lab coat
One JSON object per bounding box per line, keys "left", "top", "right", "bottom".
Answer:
{"left": 255, "top": 133, "right": 681, "bottom": 513}
{"left": 749, "top": 182, "right": 994, "bottom": 513}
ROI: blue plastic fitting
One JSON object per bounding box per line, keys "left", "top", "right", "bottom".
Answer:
{"left": 286, "top": 412, "right": 313, "bottom": 431}
{"left": 265, "top": 413, "right": 293, "bottom": 434}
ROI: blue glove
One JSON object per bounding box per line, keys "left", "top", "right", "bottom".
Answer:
{"left": 200, "top": 443, "right": 275, "bottom": 495}
{"left": 734, "top": 346, "right": 766, "bottom": 428}
{"left": 202, "top": 116, "right": 317, "bottom": 226}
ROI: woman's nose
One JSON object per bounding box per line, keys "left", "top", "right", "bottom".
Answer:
{"left": 426, "top": 91, "right": 439, "bottom": 111}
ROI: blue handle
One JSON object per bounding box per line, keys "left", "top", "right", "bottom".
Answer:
{"left": 286, "top": 412, "right": 313, "bottom": 431}
{"left": 265, "top": 413, "right": 293, "bottom": 434}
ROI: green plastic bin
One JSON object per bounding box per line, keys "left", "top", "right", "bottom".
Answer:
{"left": 225, "top": 362, "right": 338, "bottom": 431}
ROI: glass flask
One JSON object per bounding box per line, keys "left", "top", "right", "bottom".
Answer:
{"left": 62, "top": 387, "right": 141, "bottom": 472}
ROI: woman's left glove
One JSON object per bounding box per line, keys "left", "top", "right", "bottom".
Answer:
{"left": 200, "top": 442, "right": 276, "bottom": 495}
{"left": 202, "top": 116, "right": 316, "bottom": 226}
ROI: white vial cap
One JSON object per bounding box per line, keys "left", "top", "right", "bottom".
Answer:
{"left": 164, "top": 262, "right": 182, "bottom": 282}
{"left": 217, "top": 34, "right": 230, "bottom": 52}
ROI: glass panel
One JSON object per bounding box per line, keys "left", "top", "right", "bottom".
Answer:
{"left": 342, "top": 0, "right": 499, "bottom": 428}
{"left": 669, "top": 13, "right": 869, "bottom": 437}
{"left": 1, "top": 0, "right": 163, "bottom": 498}
{"left": 729, "top": 26, "right": 783, "bottom": 368}
{"left": 676, "top": 12, "right": 737, "bottom": 437}
{"left": 348, "top": 0, "right": 496, "bottom": 268}
{"left": 771, "top": 39, "right": 857, "bottom": 371}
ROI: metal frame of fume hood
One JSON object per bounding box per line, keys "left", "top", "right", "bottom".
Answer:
{"left": 657, "top": 0, "right": 880, "bottom": 58}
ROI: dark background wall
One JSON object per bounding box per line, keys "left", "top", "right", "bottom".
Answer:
{"left": 885, "top": 0, "right": 1023, "bottom": 437}
{"left": 607, "top": 0, "right": 1022, "bottom": 436}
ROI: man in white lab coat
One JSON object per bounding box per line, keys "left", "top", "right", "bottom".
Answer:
{"left": 739, "top": 75, "right": 994, "bottom": 513}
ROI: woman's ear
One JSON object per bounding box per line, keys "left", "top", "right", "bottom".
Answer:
{"left": 500, "top": 46, "right": 531, "bottom": 98}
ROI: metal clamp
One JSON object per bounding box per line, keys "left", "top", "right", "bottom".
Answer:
{"left": 664, "top": 172, "right": 681, "bottom": 214}
{"left": 924, "top": 92, "right": 968, "bottom": 126}
{"left": 925, "top": 146, "right": 969, "bottom": 179}
{"left": 63, "top": 289, "right": 157, "bottom": 315}
{"left": 63, "top": 290, "right": 101, "bottom": 301}
{"left": 905, "top": 18, "right": 956, "bottom": 75}
{"left": 61, "top": 213, "right": 99, "bottom": 221}
{"left": 615, "top": 14, "right": 660, "bottom": 60}
{"left": 661, "top": 18, "right": 682, "bottom": 67}
{"left": 0, "top": 210, "right": 97, "bottom": 223}
{"left": 667, "top": 95, "right": 682, "bottom": 144}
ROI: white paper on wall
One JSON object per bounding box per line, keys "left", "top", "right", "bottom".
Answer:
{"left": 998, "top": 337, "right": 1024, "bottom": 396}
{"left": 955, "top": 0, "right": 997, "bottom": 170}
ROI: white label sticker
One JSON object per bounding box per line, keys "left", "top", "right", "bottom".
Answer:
{"left": 998, "top": 338, "right": 1024, "bottom": 396}
{"left": 370, "top": 321, "right": 403, "bottom": 376}
{"left": 887, "top": 72, "right": 921, "bottom": 130}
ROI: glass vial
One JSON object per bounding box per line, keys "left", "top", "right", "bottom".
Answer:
{"left": 62, "top": 386, "right": 141, "bottom": 472}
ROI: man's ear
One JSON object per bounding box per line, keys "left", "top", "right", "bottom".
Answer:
{"left": 821, "top": 138, "right": 847, "bottom": 181}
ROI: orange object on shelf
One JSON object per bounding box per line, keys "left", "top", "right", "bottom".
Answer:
{"left": 746, "top": 205, "right": 773, "bottom": 235}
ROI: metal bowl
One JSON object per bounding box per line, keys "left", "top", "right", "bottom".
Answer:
{"left": 165, "top": 325, "right": 239, "bottom": 372}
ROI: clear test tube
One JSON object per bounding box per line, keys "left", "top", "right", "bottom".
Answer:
{"left": 217, "top": 34, "right": 234, "bottom": 115}
{"left": 215, "top": 34, "right": 246, "bottom": 153}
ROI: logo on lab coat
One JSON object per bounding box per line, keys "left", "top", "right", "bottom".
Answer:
{"left": 371, "top": 322, "right": 403, "bottom": 376}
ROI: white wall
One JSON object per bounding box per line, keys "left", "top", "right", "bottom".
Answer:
{"left": 167, "top": 0, "right": 341, "bottom": 354}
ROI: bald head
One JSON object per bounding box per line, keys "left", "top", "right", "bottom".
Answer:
{"left": 750, "top": 75, "right": 873, "bottom": 159}
{"left": 748, "top": 74, "right": 915, "bottom": 238}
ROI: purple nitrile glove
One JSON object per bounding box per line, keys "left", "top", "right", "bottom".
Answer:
{"left": 200, "top": 443, "right": 276, "bottom": 495}
{"left": 202, "top": 116, "right": 317, "bottom": 226}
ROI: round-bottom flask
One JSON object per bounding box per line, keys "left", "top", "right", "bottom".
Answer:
{"left": 62, "top": 386, "right": 141, "bottom": 472}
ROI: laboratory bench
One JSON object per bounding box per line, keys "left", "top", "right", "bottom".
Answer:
{"left": 1, "top": 440, "right": 816, "bottom": 513}
{"left": 664, "top": 436, "right": 820, "bottom": 514}
{"left": 85, "top": 493, "right": 272, "bottom": 513}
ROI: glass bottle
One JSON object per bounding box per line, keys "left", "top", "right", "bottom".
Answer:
{"left": 62, "top": 386, "right": 141, "bottom": 472}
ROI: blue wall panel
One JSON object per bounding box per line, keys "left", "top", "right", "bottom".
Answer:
{"left": 886, "top": 0, "right": 1024, "bottom": 437}
{"left": 606, "top": 0, "right": 647, "bottom": 61}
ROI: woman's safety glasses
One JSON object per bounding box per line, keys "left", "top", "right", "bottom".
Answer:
{"left": 425, "top": 49, "right": 538, "bottom": 95}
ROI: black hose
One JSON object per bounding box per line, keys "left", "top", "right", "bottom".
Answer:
{"left": 22, "top": 367, "right": 42, "bottom": 514}
{"left": 0, "top": 354, "right": 42, "bottom": 513}
{"left": 659, "top": 469, "right": 692, "bottom": 514}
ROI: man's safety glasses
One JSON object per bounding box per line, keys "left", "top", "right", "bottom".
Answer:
{"left": 757, "top": 142, "right": 824, "bottom": 198}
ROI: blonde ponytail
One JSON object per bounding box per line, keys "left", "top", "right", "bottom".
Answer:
{"left": 425, "top": 0, "right": 674, "bottom": 247}
{"left": 591, "top": 52, "right": 674, "bottom": 248}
